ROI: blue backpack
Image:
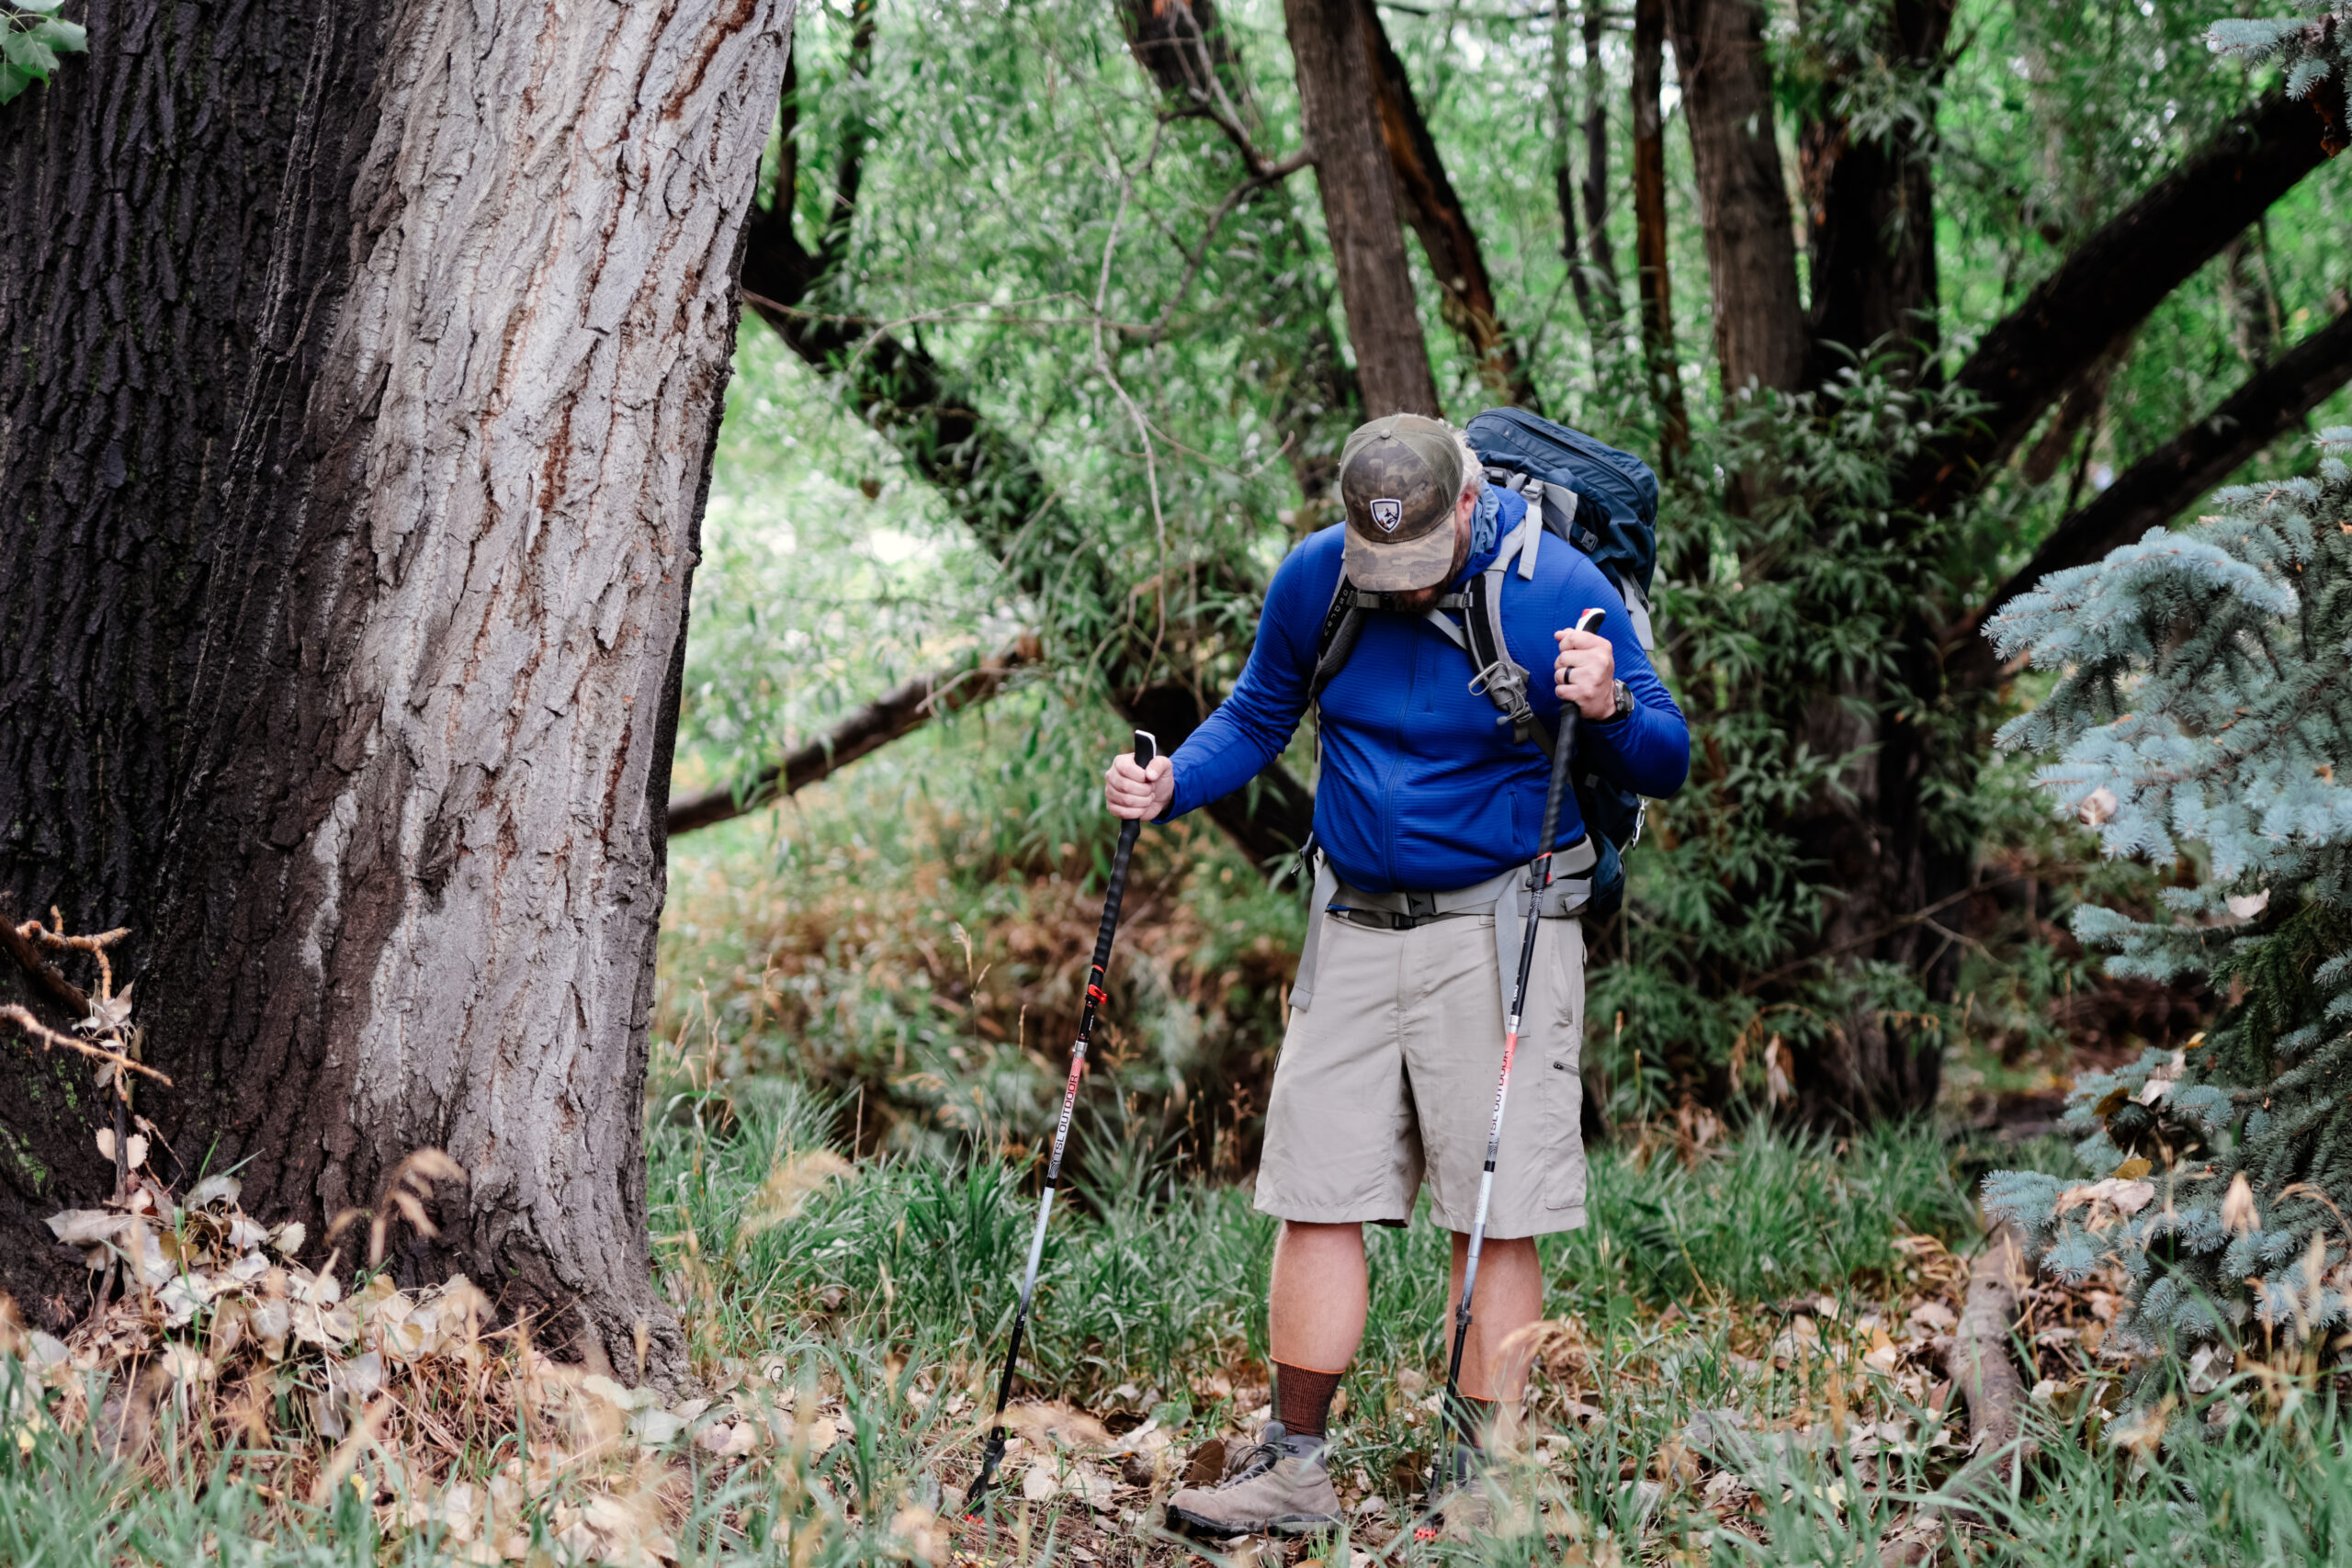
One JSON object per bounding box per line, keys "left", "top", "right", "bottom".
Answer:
{"left": 1309, "top": 408, "right": 1661, "bottom": 915}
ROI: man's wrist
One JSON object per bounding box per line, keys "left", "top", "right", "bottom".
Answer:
{"left": 1589, "top": 679, "right": 1633, "bottom": 727}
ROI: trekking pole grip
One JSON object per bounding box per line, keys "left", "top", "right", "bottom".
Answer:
{"left": 1091, "top": 730, "right": 1156, "bottom": 967}
{"left": 1537, "top": 609, "right": 1605, "bottom": 875}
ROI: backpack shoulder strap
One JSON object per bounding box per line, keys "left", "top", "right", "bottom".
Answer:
{"left": 1308, "top": 578, "right": 1366, "bottom": 705}
{"left": 1462, "top": 517, "right": 1557, "bottom": 758}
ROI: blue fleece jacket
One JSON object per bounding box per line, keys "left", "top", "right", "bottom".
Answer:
{"left": 1162, "top": 487, "right": 1690, "bottom": 894}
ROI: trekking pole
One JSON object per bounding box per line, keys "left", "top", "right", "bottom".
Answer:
{"left": 1422, "top": 608, "right": 1605, "bottom": 1523}
{"left": 963, "top": 728, "right": 1158, "bottom": 1516}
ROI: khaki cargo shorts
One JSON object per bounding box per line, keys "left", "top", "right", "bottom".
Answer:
{"left": 1254, "top": 910, "right": 1588, "bottom": 1237}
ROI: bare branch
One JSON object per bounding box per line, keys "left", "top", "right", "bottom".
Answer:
{"left": 668, "top": 637, "right": 1043, "bottom": 838}
{"left": 0, "top": 1006, "right": 172, "bottom": 1088}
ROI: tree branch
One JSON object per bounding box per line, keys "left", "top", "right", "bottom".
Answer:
{"left": 1357, "top": 0, "right": 1532, "bottom": 404}
{"left": 668, "top": 637, "right": 1041, "bottom": 836}
{"left": 1907, "top": 91, "right": 2336, "bottom": 516}
{"left": 728, "top": 36, "right": 1318, "bottom": 870}
{"left": 1951, "top": 306, "right": 2352, "bottom": 676}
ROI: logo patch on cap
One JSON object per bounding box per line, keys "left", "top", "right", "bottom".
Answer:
{"left": 1369, "top": 498, "right": 1404, "bottom": 534}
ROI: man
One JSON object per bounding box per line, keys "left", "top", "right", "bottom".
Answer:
{"left": 1104, "top": 413, "right": 1689, "bottom": 1536}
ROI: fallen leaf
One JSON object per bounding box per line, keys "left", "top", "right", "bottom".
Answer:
{"left": 581, "top": 1374, "right": 662, "bottom": 1413}
{"left": 1906, "top": 1301, "right": 1957, "bottom": 1333}
{"left": 2222, "top": 1172, "right": 2258, "bottom": 1235}
{"left": 996, "top": 1401, "right": 1112, "bottom": 1450}
{"left": 187, "top": 1174, "right": 241, "bottom": 1209}
{"left": 2078, "top": 786, "right": 2120, "bottom": 827}
{"left": 632, "top": 1409, "right": 685, "bottom": 1447}
{"left": 82, "top": 984, "right": 133, "bottom": 1034}
{"left": 94, "top": 1129, "right": 149, "bottom": 1169}
{"left": 44, "top": 1210, "right": 128, "bottom": 1247}
{"left": 2225, "top": 889, "right": 2270, "bottom": 920}
{"left": 698, "top": 1419, "right": 758, "bottom": 1457}
{"left": 890, "top": 1505, "right": 950, "bottom": 1567}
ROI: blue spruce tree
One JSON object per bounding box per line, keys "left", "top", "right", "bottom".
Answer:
{"left": 1982, "top": 429, "right": 2352, "bottom": 1370}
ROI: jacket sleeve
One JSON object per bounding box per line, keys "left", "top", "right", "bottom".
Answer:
{"left": 1160, "top": 540, "right": 1325, "bottom": 821}
{"left": 1551, "top": 568, "right": 1690, "bottom": 798}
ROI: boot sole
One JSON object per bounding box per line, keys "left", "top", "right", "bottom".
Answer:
{"left": 1165, "top": 1506, "right": 1343, "bottom": 1540}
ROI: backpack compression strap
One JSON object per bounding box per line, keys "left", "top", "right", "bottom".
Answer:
{"left": 1308, "top": 506, "right": 1571, "bottom": 758}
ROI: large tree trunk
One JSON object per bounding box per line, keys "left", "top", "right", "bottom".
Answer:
{"left": 1798, "top": 0, "right": 1954, "bottom": 384}
{"left": 1283, "top": 0, "right": 1442, "bottom": 417}
{"left": 1629, "top": 0, "right": 1690, "bottom": 471}
{"left": 0, "top": 0, "right": 792, "bottom": 1377}
{"left": 1360, "top": 0, "right": 1530, "bottom": 404}
{"left": 1664, "top": 0, "right": 1805, "bottom": 397}
{"left": 1578, "top": 2, "right": 1622, "bottom": 310}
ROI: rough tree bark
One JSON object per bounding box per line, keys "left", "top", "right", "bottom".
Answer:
{"left": 1284, "top": 0, "right": 1443, "bottom": 417}
{"left": 1665, "top": 0, "right": 1806, "bottom": 397}
{"left": 0, "top": 0, "right": 793, "bottom": 1376}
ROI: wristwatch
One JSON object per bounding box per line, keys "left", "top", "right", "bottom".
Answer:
{"left": 1600, "top": 679, "right": 1633, "bottom": 724}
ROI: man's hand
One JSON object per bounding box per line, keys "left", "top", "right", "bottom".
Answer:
{"left": 1104, "top": 750, "right": 1173, "bottom": 820}
{"left": 1554, "top": 625, "right": 1617, "bottom": 722}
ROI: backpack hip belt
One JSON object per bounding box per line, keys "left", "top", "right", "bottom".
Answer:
{"left": 1290, "top": 836, "right": 1598, "bottom": 1020}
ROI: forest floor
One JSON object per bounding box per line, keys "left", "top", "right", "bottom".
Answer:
{"left": 4, "top": 785, "right": 2337, "bottom": 1565}
{"left": 17, "top": 1063, "right": 2351, "bottom": 1568}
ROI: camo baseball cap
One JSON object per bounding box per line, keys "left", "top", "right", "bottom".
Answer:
{"left": 1337, "top": 414, "right": 1468, "bottom": 592}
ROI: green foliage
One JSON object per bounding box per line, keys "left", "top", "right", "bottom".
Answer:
{"left": 0, "top": 0, "right": 84, "bottom": 104}
{"left": 2211, "top": 3, "right": 2352, "bottom": 103}
{"left": 1591, "top": 361, "right": 2002, "bottom": 1110}
{"left": 1984, "top": 430, "right": 2352, "bottom": 1364}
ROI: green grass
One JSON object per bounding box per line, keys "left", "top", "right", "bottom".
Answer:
{"left": 15, "top": 1082, "right": 2352, "bottom": 1565}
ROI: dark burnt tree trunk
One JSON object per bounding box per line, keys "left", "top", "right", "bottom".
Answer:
{"left": 1629, "top": 0, "right": 1690, "bottom": 470}
{"left": 0, "top": 0, "right": 793, "bottom": 1373}
{"left": 1797, "top": 0, "right": 1954, "bottom": 387}
{"left": 1284, "top": 0, "right": 1442, "bottom": 417}
{"left": 1665, "top": 0, "right": 1806, "bottom": 398}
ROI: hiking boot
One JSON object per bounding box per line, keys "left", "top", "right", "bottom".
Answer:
{"left": 1165, "top": 1422, "right": 1342, "bottom": 1539}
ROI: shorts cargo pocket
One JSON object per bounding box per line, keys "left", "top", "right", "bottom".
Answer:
{"left": 1542, "top": 1043, "right": 1588, "bottom": 1211}
{"left": 1542, "top": 919, "right": 1588, "bottom": 1213}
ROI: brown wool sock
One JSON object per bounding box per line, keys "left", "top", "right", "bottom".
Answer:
{"left": 1272, "top": 1362, "right": 1345, "bottom": 1438}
